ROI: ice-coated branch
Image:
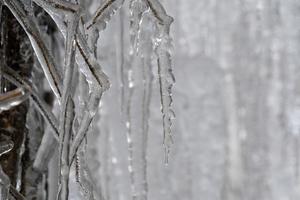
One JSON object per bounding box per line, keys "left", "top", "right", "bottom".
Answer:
{"left": 86, "top": 0, "right": 125, "bottom": 30}
{"left": 3, "top": 0, "right": 63, "bottom": 101}
{"left": 33, "top": 0, "right": 110, "bottom": 91}
{"left": 9, "top": 186, "right": 27, "bottom": 200}
{"left": 58, "top": 96, "right": 75, "bottom": 200}
{"left": 69, "top": 88, "right": 103, "bottom": 166}
{"left": 75, "top": 32, "right": 110, "bottom": 90}
{"left": 2, "top": 67, "right": 60, "bottom": 140}
{"left": 46, "top": 0, "right": 80, "bottom": 13}
{"left": 0, "top": 87, "right": 29, "bottom": 113}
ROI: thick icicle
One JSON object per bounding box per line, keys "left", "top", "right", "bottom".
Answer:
{"left": 146, "top": 0, "right": 175, "bottom": 162}
{"left": 3, "top": 0, "right": 62, "bottom": 101}
{"left": 86, "top": 0, "right": 125, "bottom": 30}
{"left": 0, "top": 87, "right": 29, "bottom": 113}
{"left": 139, "top": 11, "right": 155, "bottom": 200}
{"left": 125, "top": 1, "right": 153, "bottom": 199}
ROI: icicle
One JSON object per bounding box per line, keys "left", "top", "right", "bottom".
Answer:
{"left": 0, "top": 87, "right": 29, "bottom": 113}
{"left": 86, "top": 0, "right": 125, "bottom": 30}
{"left": 116, "top": 7, "right": 126, "bottom": 113}
{"left": 127, "top": 0, "right": 142, "bottom": 198}
{"left": 3, "top": 0, "right": 63, "bottom": 101}
{"left": 146, "top": 0, "right": 175, "bottom": 163}
{"left": 139, "top": 11, "right": 156, "bottom": 199}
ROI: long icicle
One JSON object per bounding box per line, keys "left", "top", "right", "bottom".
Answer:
{"left": 145, "top": 0, "right": 175, "bottom": 163}
{"left": 126, "top": 1, "right": 149, "bottom": 199}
